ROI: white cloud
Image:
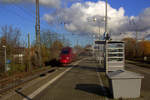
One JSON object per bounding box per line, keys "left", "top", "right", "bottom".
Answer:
{"left": 0, "top": 0, "right": 61, "bottom": 8}
{"left": 44, "top": 1, "right": 128, "bottom": 37}
{"left": 43, "top": 14, "right": 54, "bottom": 22}
{"left": 2, "top": 0, "right": 150, "bottom": 40}
{"left": 0, "top": 0, "right": 22, "bottom": 3}
{"left": 44, "top": 1, "right": 150, "bottom": 40}
{"left": 36, "top": 0, "right": 61, "bottom": 8}
{"left": 0, "top": 0, "right": 83, "bottom": 8}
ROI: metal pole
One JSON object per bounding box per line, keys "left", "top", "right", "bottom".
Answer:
{"left": 35, "top": 0, "right": 38, "bottom": 43}
{"left": 36, "top": 0, "right": 41, "bottom": 66}
{"left": 2, "top": 46, "right": 6, "bottom": 72}
{"left": 136, "top": 30, "right": 137, "bottom": 45}
{"left": 105, "top": 0, "right": 108, "bottom": 74}
{"left": 105, "top": 0, "right": 108, "bottom": 34}
{"left": 135, "top": 30, "right": 138, "bottom": 57}
{"left": 77, "top": 38, "right": 79, "bottom": 46}
{"left": 36, "top": 0, "right": 40, "bottom": 44}
{"left": 28, "top": 33, "right": 31, "bottom": 72}
{"left": 132, "top": 19, "right": 138, "bottom": 57}
{"left": 63, "top": 33, "right": 65, "bottom": 46}
{"left": 99, "top": 23, "right": 101, "bottom": 40}
{"left": 4, "top": 47, "right": 6, "bottom": 72}
{"left": 37, "top": 0, "right": 41, "bottom": 43}
{"left": 99, "top": 26, "right": 100, "bottom": 36}
{"left": 105, "top": 40, "right": 108, "bottom": 74}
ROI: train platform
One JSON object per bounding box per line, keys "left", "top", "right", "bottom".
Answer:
{"left": 32, "top": 57, "right": 108, "bottom": 100}
{"left": 1, "top": 57, "right": 109, "bottom": 100}
{"left": 1, "top": 57, "right": 150, "bottom": 100}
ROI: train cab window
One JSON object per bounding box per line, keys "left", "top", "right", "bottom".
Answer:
{"left": 61, "top": 50, "right": 69, "bottom": 54}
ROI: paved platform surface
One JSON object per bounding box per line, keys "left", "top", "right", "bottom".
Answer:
{"left": 2, "top": 57, "right": 150, "bottom": 100}
{"left": 33, "top": 58, "right": 106, "bottom": 100}
{"left": 125, "top": 63, "right": 150, "bottom": 100}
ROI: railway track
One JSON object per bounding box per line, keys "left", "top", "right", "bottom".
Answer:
{"left": 0, "top": 67, "right": 56, "bottom": 96}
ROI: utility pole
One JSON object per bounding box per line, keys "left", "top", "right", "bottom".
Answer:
{"left": 77, "top": 38, "right": 79, "bottom": 46}
{"left": 35, "top": 0, "right": 41, "bottom": 67}
{"left": 130, "top": 19, "right": 138, "bottom": 57}
{"left": 98, "top": 23, "right": 101, "bottom": 40}
{"left": 2, "top": 45, "right": 6, "bottom": 72}
{"left": 28, "top": 33, "right": 31, "bottom": 72}
{"left": 93, "top": 17, "right": 101, "bottom": 40}
{"left": 105, "top": 0, "right": 108, "bottom": 74}
{"left": 63, "top": 33, "right": 65, "bottom": 46}
{"left": 105, "top": 0, "right": 108, "bottom": 34}
{"left": 135, "top": 29, "right": 138, "bottom": 57}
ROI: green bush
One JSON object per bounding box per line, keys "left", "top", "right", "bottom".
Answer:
{"left": 8, "top": 64, "right": 26, "bottom": 75}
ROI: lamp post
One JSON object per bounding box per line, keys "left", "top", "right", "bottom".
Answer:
{"left": 105, "top": 0, "right": 109, "bottom": 74}
{"left": 93, "top": 17, "right": 101, "bottom": 40}
{"left": 2, "top": 45, "right": 6, "bottom": 72}
{"left": 129, "top": 19, "right": 138, "bottom": 57}
{"left": 129, "top": 19, "right": 138, "bottom": 41}
{"left": 105, "top": 0, "right": 108, "bottom": 34}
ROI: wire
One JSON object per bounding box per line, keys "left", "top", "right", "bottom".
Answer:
{"left": 10, "top": 4, "right": 51, "bottom": 29}
{"left": 12, "top": 4, "right": 35, "bottom": 23}
{"left": 1, "top": 5, "right": 35, "bottom": 26}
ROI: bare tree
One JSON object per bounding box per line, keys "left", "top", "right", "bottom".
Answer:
{"left": 0, "top": 25, "right": 22, "bottom": 47}
{"left": 0, "top": 25, "right": 23, "bottom": 73}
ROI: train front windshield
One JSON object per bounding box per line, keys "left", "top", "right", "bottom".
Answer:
{"left": 61, "top": 50, "right": 69, "bottom": 54}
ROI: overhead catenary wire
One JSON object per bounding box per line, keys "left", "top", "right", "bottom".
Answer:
{"left": 0, "top": 5, "right": 35, "bottom": 26}
{"left": 12, "top": 4, "right": 50, "bottom": 29}
{"left": 0, "top": 4, "right": 50, "bottom": 29}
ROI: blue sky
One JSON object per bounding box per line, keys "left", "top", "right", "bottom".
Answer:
{"left": 107, "top": 0, "right": 150, "bottom": 16}
{"left": 0, "top": 0, "right": 150, "bottom": 46}
{"left": 83, "top": 0, "right": 150, "bottom": 16}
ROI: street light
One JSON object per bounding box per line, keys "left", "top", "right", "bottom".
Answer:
{"left": 129, "top": 19, "right": 138, "bottom": 40}
{"left": 2, "top": 45, "right": 6, "bottom": 72}
{"left": 129, "top": 19, "right": 139, "bottom": 57}
{"left": 88, "top": 17, "right": 104, "bottom": 40}
{"left": 93, "top": 17, "right": 101, "bottom": 40}
{"left": 105, "top": 0, "right": 109, "bottom": 74}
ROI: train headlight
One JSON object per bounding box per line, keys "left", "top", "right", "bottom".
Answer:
{"left": 66, "top": 57, "right": 69, "bottom": 60}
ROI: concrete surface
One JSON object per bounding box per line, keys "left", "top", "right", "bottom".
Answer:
{"left": 32, "top": 58, "right": 107, "bottom": 100}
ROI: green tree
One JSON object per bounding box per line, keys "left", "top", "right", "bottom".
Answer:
{"left": 50, "top": 40, "right": 63, "bottom": 60}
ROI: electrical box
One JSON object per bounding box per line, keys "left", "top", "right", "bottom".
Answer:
{"left": 107, "top": 70, "right": 144, "bottom": 99}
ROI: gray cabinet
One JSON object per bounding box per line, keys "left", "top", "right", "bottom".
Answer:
{"left": 107, "top": 70, "right": 144, "bottom": 99}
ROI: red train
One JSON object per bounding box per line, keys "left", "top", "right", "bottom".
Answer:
{"left": 59, "top": 47, "right": 76, "bottom": 64}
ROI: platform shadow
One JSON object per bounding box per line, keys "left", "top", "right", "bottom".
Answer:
{"left": 15, "top": 89, "right": 32, "bottom": 100}
{"left": 72, "top": 65, "right": 105, "bottom": 72}
{"left": 45, "top": 59, "right": 62, "bottom": 67}
{"left": 75, "top": 84, "right": 112, "bottom": 98}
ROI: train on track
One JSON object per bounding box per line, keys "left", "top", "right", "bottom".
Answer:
{"left": 59, "top": 47, "right": 76, "bottom": 65}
